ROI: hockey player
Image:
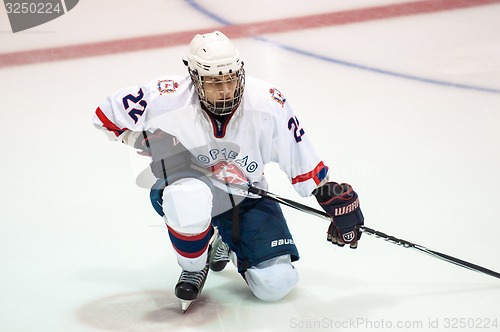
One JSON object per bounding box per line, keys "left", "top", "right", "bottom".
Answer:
{"left": 93, "top": 31, "right": 364, "bottom": 312}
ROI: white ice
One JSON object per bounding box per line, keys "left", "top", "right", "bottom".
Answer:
{"left": 1, "top": 1, "right": 499, "bottom": 331}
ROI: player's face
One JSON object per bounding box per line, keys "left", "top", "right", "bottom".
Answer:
{"left": 202, "top": 73, "right": 238, "bottom": 106}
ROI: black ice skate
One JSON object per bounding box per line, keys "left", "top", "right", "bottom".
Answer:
{"left": 175, "top": 262, "right": 209, "bottom": 313}
{"left": 209, "top": 233, "right": 230, "bottom": 272}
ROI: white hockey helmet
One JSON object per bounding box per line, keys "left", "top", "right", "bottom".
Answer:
{"left": 184, "top": 31, "right": 245, "bottom": 116}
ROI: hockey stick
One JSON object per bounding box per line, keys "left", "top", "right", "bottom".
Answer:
{"left": 245, "top": 184, "right": 500, "bottom": 280}
{"left": 138, "top": 160, "right": 499, "bottom": 279}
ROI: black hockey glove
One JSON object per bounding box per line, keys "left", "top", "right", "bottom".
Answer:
{"left": 134, "top": 129, "right": 195, "bottom": 179}
{"left": 313, "top": 182, "right": 364, "bottom": 249}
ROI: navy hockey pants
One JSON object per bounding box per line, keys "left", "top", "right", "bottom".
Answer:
{"left": 211, "top": 196, "right": 299, "bottom": 273}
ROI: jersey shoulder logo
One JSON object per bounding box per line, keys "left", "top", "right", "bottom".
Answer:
{"left": 269, "top": 88, "right": 286, "bottom": 107}
{"left": 157, "top": 79, "right": 179, "bottom": 95}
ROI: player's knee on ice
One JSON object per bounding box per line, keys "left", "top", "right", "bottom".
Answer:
{"left": 245, "top": 254, "right": 298, "bottom": 302}
{"left": 163, "top": 178, "right": 213, "bottom": 271}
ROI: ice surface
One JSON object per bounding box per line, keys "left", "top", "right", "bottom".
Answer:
{"left": 1, "top": 1, "right": 499, "bottom": 331}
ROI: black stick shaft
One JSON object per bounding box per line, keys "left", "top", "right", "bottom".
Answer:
{"left": 246, "top": 184, "right": 500, "bottom": 280}
{"left": 247, "top": 185, "right": 332, "bottom": 221}
{"left": 413, "top": 245, "right": 500, "bottom": 279}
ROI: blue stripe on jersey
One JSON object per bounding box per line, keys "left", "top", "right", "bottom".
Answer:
{"left": 167, "top": 225, "right": 214, "bottom": 259}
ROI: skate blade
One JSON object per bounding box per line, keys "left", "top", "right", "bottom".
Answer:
{"left": 180, "top": 300, "right": 193, "bottom": 313}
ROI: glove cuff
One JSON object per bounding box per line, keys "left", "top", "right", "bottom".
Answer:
{"left": 313, "top": 182, "right": 353, "bottom": 202}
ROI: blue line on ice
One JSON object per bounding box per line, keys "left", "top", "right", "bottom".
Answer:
{"left": 186, "top": 0, "right": 500, "bottom": 95}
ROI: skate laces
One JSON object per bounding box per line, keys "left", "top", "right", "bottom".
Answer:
{"left": 178, "top": 266, "right": 209, "bottom": 288}
{"left": 212, "top": 239, "right": 230, "bottom": 262}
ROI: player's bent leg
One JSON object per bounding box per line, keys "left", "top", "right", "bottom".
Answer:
{"left": 162, "top": 178, "right": 214, "bottom": 271}
{"left": 245, "top": 254, "right": 299, "bottom": 302}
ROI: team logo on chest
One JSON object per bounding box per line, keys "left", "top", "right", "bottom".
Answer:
{"left": 157, "top": 79, "right": 179, "bottom": 95}
{"left": 211, "top": 161, "right": 248, "bottom": 186}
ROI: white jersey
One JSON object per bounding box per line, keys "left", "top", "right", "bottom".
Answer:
{"left": 93, "top": 75, "right": 329, "bottom": 197}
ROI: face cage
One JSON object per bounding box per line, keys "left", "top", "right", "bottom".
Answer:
{"left": 190, "top": 67, "right": 245, "bottom": 116}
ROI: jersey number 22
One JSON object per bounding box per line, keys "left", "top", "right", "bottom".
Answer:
{"left": 122, "top": 89, "right": 148, "bottom": 123}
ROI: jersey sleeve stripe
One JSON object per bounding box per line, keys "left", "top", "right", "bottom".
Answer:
{"left": 291, "top": 161, "right": 329, "bottom": 185}
{"left": 95, "top": 107, "right": 128, "bottom": 137}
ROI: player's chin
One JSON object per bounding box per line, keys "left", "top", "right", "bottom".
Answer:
{"left": 214, "top": 98, "right": 234, "bottom": 105}
{"left": 215, "top": 100, "right": 235, "bottom": 110}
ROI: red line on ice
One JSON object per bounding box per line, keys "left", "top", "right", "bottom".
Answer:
{"left": 1, "top": 0, "right": 499, "bottom": 68}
